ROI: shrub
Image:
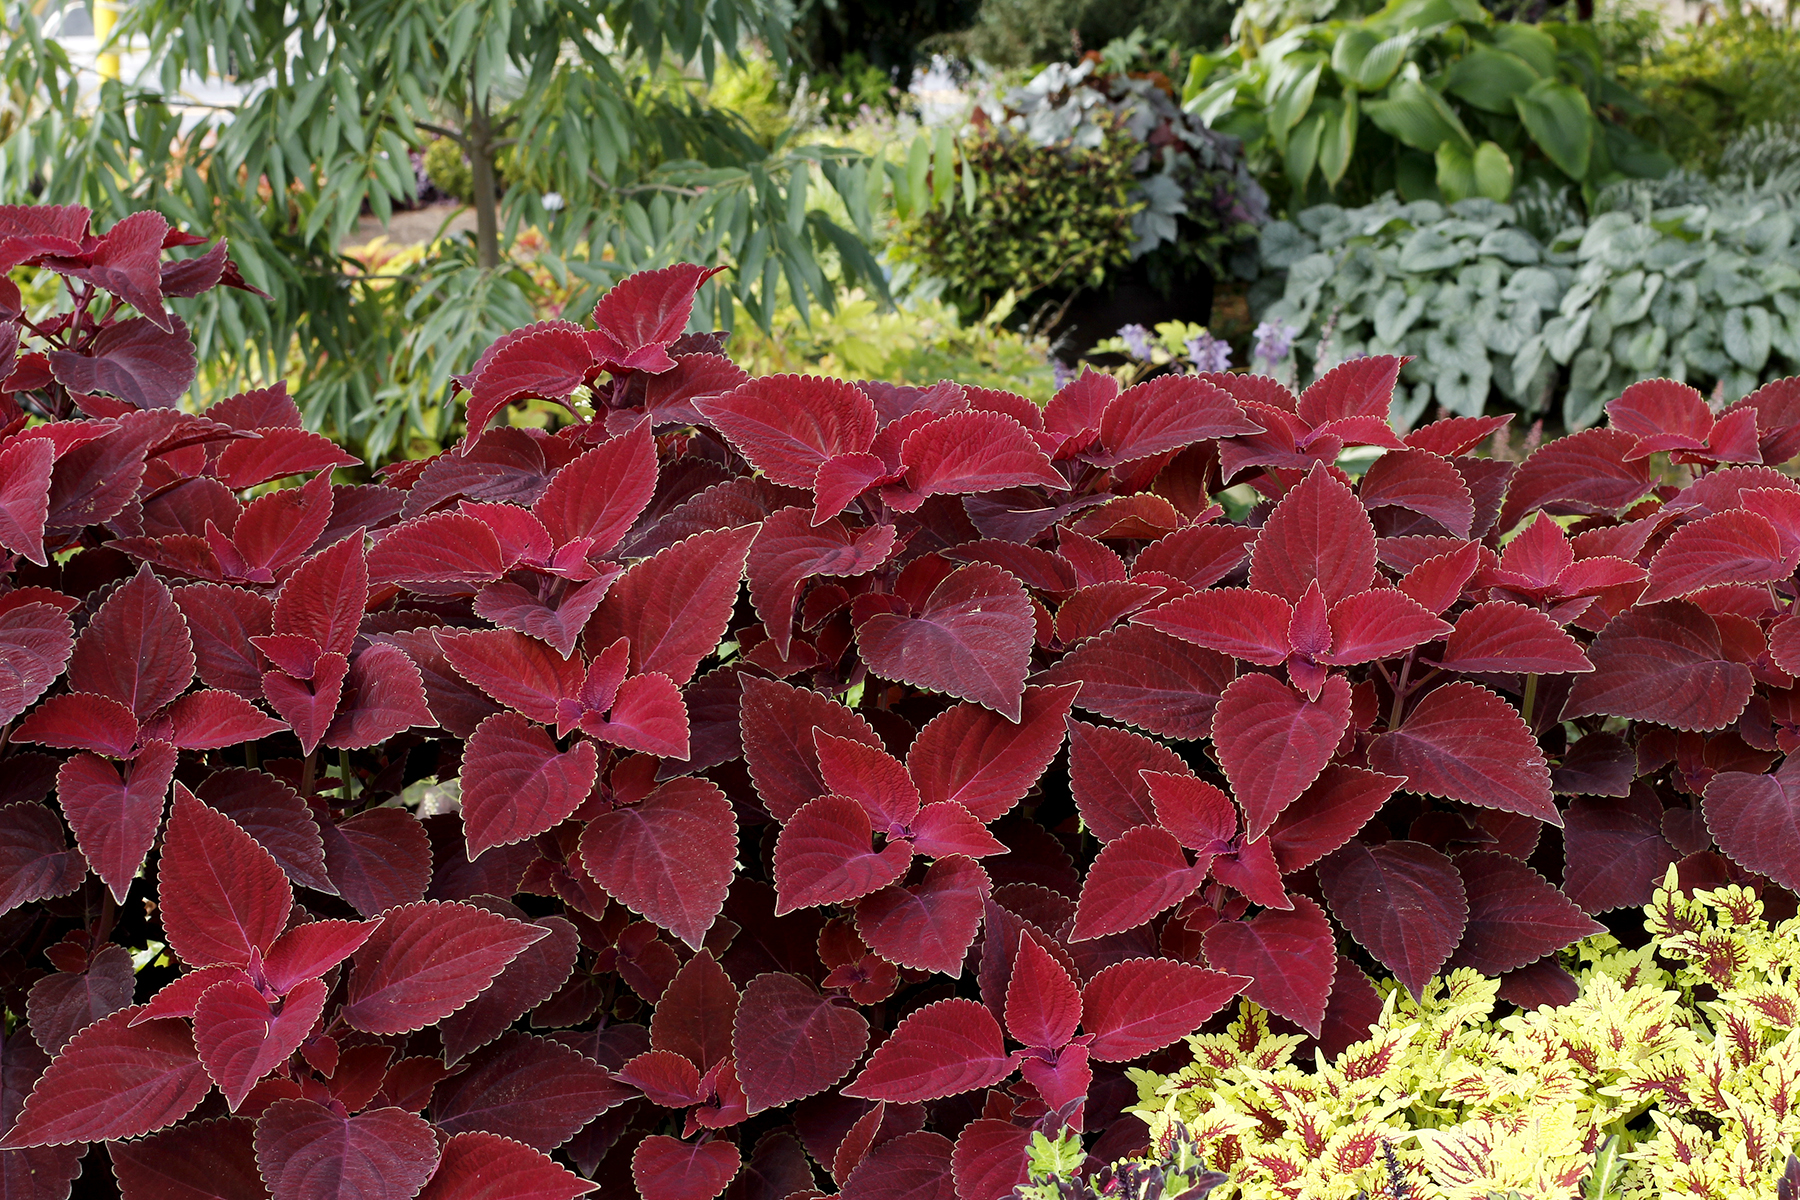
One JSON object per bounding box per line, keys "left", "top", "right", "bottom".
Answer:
{"left": 1185, "top": 0, "right": 1672, "bottom": 211}
{"left": 12, "top": 201, "right": 1800, "bottom": 1199}
{"left": 1256, "top": 189, "right": 1800, "bottom": 429}
{"left": 896, "top": 57, "right": 1267, "bottom": 315}
{"left": 895, "top": 124, "right": 1145, "bottom": 313}
{"left": 1618, "top": 10, "right": 1800, "bottom": 174}
{"left": 1028, "top": 873, "right": 1800, "bottom": 1199}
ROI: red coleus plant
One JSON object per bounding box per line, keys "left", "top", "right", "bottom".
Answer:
{"left": 5, "top": 204, "right": 1800, "bottom": 1200}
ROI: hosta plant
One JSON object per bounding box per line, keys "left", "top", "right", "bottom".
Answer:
{"left": 1257, "top": 190, "right": 1800, "bottom": 431}
{"left": 1112, "top": 872, "right": 1800, "bottom": 1200}
{"left": 8, "top": 200, "right": 1800, "bottom": 1200}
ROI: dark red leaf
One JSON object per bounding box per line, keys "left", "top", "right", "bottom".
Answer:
{"left": 1005, "top": 932, "right": 1082, "bottom": 1049}
{"left": 1201, "top": 896, "right": 1337, "bottom": 1037}
{"left": 856, "top": 563, "right": 1034, "bottom": 720}
{"left": 160, "top": 784, "right": 291, "bottom": 967}
{"left": 56, "top": 741, "right": 175, "bottom": 903}
{"left": 214, "top": 427, "right": 358, "bottom": 489}
{"left": 25, "top": 943, "right": 133, "bottom": 1055}
{"left": 197, "top": 768, "right": 333, "bottom": 895}
{"left": 533, "top": 423, "right": 657, "bottom": 559}
{"left": 342, "top": 901, "right": 548, "bottom": 1035}
{"left": 1081, "top": 958, "right": 1248, "bottom": 1061}
{"left": 1248, "top": 465, "right": 1376, "bottom": 607}
{"left": 649, "top": 951, "right": 738, "bottom": 1075}
{"left": 0, "top": 438, "right": 53, "bottom": 565}
{"left": 13, "top": 691, "right": 140, "bottom": 756}
{"left": 1071, "top": 826, "right": 1203, "bottom": 941}
{"left": 319, "top": 643, "right": 431, "bottom": 749}
{"left": 174, "top": 584, "right": 272, "bottom": 700}
{"left": 439, "top": 903, "right": 578, "bottom": 1065}
{"left": 368, "top": 512, "right": 507, "bottom": 589}
{"left": 631, "top": 1136, "right": 740, "bottom": 1200}
{"left": 697, "top": 374, "right": 878, "bottom": 488}
{"left": 1131, "top": 523, "right": 1256, "bottom": 590}
{"left": 460, "top": 712, "right": 600, "bottom": 857}
{"left": 1134, "top": 587, "right": 1293, "bottom": 665}
{"left": 854, "top": 856, "right": 990, "bottom": 974}
{"left": 195, "top": 975, "right": 327, "bottom": 1110}
{"left": 254, "top": 1100, "right": 439, "bottom": 1200}
{"left": 774, "top": 795, "right": 911, "bottom": 913}
{"left": 844, "top": 998, "right": 1010, "bottom": 1103}
{"left": 578, "top": 778, "right": 737, "bottom": 949}
{"left": 464, "top": 324, "right": 592, "bottom": 437}
{"left": 816, "top": 733, "right": 920, "bottom": 828}
{"left": 260, "top": 653, "right": 347, "bottom": 756}
{"left": 0, "top": 1007, "right": 209, "bottom": 1148}
{"left": 47, "top": 316, "right": 196, "bottom": 411}
{"left": 616, "top": 1049, "right": 704, "bottom": 1107}
{"left": 1369, "top": 682, "right": 1557, "bottom": 823}
{"left": 1039, "top": 625, "right": 1234, "bottom": 740}
{"left": 1090, "top": 375, "right": 1261, "bottom": 466}
{"left": 891, "top": 411, "right": 1065, "bottom": 505}
{"left": 1703, "top": 759, "right": 1800, "bottom": 893}
{"left": 1317, "top": 841, "right": 1467, "bottom": 999}
{"left": 0, "top": 802, "right": 84, "bottom": 913}
{"left": 1396, "top": 542, "right": 1482, "bottom": 614}
{"left": 159, "top": 689, "right": 289, "bottom": 749}
{"left": 68, "top": 564, "right": 194, "bottom": 721}
{"left": 1214, "top": 673, "right": 1351, "bottom": 840}
{"left": 0, "top": 603, "right": 72, "bottom": 726}
{"left": 431, "top": 1033, "right": 624, "bottom": 1150}
{"left": 1448, "top": 852, "right": 1604, "bottom": 974}
{"left": 584, "top": 526, "right": 756, "bottom": 686}
{"left": 318, "top": 806, "right": 433, "bottom": 918}
{"left": 1564, "top": 601, "right": 1756, "bottom": 732}
{"left": 419, "top": 1131, "right": 597, "bottom": 1200}
{"left": 588, "top": 263, "right": 725, "bottom": 368}
{"left": 907, "top": 685, "right": 1077, "bottom": 823}
{"left": 64, "top": 210, "right": 170, "bottom": 328}
{"left": 839, "top": 1131, "right": 955, "bottom": 1200}
{"left": 740, "top": 677, "right": 881, "bottom": 822}
{"left": 1562, "top": 788, "right": 1684, "bottom": 910}
{"left": 950, "top": 1121, "right": 1032, "bottom": 1200}
{"left": 1144, "top": 772, "right": 1237, "bottom": 852}
{"left": 733, "top": 973, "right": 870, "bottom": 1113}
{"left": 274, "top": 533, "right": 367, "bottom": 658}
{"left": 1496, "top": 428, "right": 1655, "bottom": 534}
{"left": 108, "top": 1116, "right": 264, "bottom": 1200}
{"left": 1268, "top": 764, "right": 1403, "bottom": 873}
{"left": 261, "top": 920, "right": 379, "bottom": 994}
{"left": 1440, "top": 601, "right": 1592, "bottom": 674}
{"left": 1067, "top": 719, "right": 1186, "bottom": 843}
{"left": 1643, "top": 509, "right": 1795, "bottom": 603}
{"left": 748, "top": 508, "right": 896, "bottom": 655}
{"left": 1359, "top": 448, "right": 1475, "bottom": 537}
{"left": 440, "top": 629, "right": 581, "bottom": 725}
{"left": 1322, "top": 590, "right": 1451, "bottom": 665}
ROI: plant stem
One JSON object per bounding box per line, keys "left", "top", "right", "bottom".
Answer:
{"left": 467, "top": 88, "right": 502, "bottom": 270}
{"left": 1387, "top": 653, "right": 1414, "bottom": 730}
{"left": 1522, "top": 673, "right": 1540, "bottom": 727}
{"left": 300, "top": 750, "right": 317, "bottom": 800}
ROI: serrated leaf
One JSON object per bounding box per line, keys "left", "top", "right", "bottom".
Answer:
{"left": 342, "top": 901, "right": 548, "bottom": 1036}
{"left": 844, "top": 998, "right": 1010, "bottom": 1103}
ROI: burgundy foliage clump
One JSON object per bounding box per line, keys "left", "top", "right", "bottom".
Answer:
{"left": 4, "top": 201, "right": 1800, "bottom": 1200}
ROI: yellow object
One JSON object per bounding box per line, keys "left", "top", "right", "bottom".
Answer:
{"left": 94, "top": 0, "right": 119, "bottom": 80}
{"left": 1125, "top": 870, "right": 1800, "bottom": 1200}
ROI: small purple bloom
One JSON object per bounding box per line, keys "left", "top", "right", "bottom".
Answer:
{"left": 1252, "top": 320, "right": 1297, "bottom": 368}
{"left": 1184, "top": 331, "right": 1231, "bottom": 374}
{"left": 1052, "top": 359, "right": 1075, "bottom": 390}
{"left": 1117, "top": 323, "right": 1155, "bottom": 362}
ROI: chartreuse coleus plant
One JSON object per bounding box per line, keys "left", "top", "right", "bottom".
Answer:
{"left": 1096, "top": 873, "right": 1800, "bottom": 1200}
{"left": 12, "top": 201, "right": 1800, "bottom": 1200}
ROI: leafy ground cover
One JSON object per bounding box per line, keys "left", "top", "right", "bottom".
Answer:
{"left": 5, "top": 203, "right": 1800, "bottom": 1199}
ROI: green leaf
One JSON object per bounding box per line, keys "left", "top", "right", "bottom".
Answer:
{"left": 1319, "top": 92, "right": 1357, "bottom": 187}
{"left": 1492, "top": 24, "right": 1557, "bottom": 77}
{"left": 1354, "top": 32, "right": 1413, "bottom": 91}
{"left": 1287, "top": 110, "right": 1325, "bottom": 191}
{"left": 1366, "top": 77, "right": 1473, "bottom": 154}
{"left": 1473, "top": 140, "right": 1514, "bottom": 200}
{"left": 1436, "top": 140, "right": 1476, "bottom": 203}
{"left": 1331, "top": 27, "right": 1380, "bottom": 89}
{"left": 1513, "top": 78, "right": 1593, "bottom": 181}
{"left": 1444, "top": 45, "right": 1538, "bottom": 113}
{"left": 1270, "top": 61, "right": 1325, "bottom": 150}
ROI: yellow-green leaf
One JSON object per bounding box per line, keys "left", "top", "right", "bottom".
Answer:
{"left": 1444, "top": 45, "right": 1539, "bottom": 113}
{"left": 1320, "top": 92, "right": 1358, "bottom": 187}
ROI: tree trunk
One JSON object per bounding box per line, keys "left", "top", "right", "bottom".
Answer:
{"left": 468, "top": 98, "right": 501, "bottom": 270}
